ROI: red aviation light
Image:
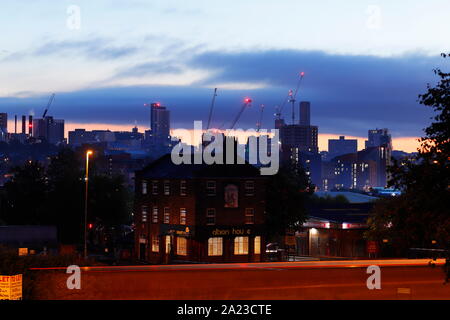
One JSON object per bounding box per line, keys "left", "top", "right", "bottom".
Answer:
{"left": 244, "top": 98, "right": 252, "bottom": 104}
{"left": 300, "top": 71, "right": 305, "bottom": 77}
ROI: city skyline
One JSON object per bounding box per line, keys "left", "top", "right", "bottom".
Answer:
{"left": 1, "top": 1, "right": 449, "bottom": 153}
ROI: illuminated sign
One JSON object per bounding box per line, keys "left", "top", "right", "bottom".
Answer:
{"left": 211, "top": 228, "right": 252, "bottom": 236}
{"left": 0, "top": 274, "right": 22, "bottom": 300}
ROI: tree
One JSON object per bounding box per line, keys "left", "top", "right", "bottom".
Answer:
{"left": 1, "top": 148, "right": 132, "bottom": 246}
{"left": 265, "top": 165, "right": 313, "bottom": 240}
{"left": 2, "top": 161, "right": 48, "bottom": 225}
{"left": 366, "top": 54, "right": 450, "bottom": 253}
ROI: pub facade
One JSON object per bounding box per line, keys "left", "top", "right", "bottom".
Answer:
{"left": 134, "top": 154, "right": 268, "bottom": 264}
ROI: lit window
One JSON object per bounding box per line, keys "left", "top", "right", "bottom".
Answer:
{"left": 180, "top": 208, "right": 187, "bottom": 225}
{"left": 245, "top": 208, "right": 255, "bottom": 224}
{"left": 164, "top": 207, "right": 170, "bottom": 224}
{"left": 180, "top": 180, "right": 187, "bottom": 196}
{"left": 142, "top": 180, "right": 147, "bottom": 195}
{"left": 141, "top": 205, "right": 148, "bottom": 223}
{"left": 234, "top": 236, "right": 248, "bottom": 255}
{"left": 151, "top": 180, "right": 158, "bottom": 195}
{"left": 244, "top": 180, "right": 255, "bottom": 196}
{"left": 164, "top": 181, "right": 170, "bottom": 195}
{"left": 177, "top": 237, "right": 187, "bottom": 256}
{"left": 254, "top": 236, "right": 261, "bottom": 255}
{"left": 165, "top": 235, "right": 171, "bottom": 253}
{"left": 151, "top": 236, "right": 159, "bottom": 252}
{"left": 206, "top": 181, "right": 216, "bottom": 196}
{"left": 206, "top": 208, "right": 216, "bottom": 225}
{"left": 152, "top": 206, "right": 158, "bottom": 223}
{"left": 208, "top": 237, "right": 223, "bottom": 256}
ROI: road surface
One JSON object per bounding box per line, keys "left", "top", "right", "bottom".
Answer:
{"left": 31, "top": 259, "right": 450, "bottom": 300}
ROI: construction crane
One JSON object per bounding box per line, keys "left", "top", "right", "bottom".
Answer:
{"left": 274, "top": 72, "right": 305, "bottom": 123}
{"left": 206, "top": 88, "right": 218, "bottom": 130}
{"left": 256, "top": 104, "right": 265, "bottom": 133}
{"left": 229, "top": 98, "right": 252, "bottom": 130}
{"left": 42, "top": 93, "right": 55, "bottom": 118}
{"left": 289, "top": 71, "right": 305, "bottom": 124}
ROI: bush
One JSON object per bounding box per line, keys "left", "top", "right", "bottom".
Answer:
{"left": 0, "top": 246, "right": 86, "bottom": 299}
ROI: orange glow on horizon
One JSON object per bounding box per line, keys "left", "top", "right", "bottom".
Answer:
{"left": 6, "top": 120, "right": 422, "bottom": 153}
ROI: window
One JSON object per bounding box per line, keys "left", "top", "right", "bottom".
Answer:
{"left": 152, "top": 206, "right": 158, "bottom": 223}
{"left": 208, "top": 237, "right": 223, "bottom": 256}
{"left": 206, "top": 208, "right": 216, "bottom": 225}
{"left": 245, "top": 208, "right": 255, "bottom": 224}
{"left": 151, "top": 236, "right": 159, "bottom": 252}
{"left": 141, "top": 205, "right": 148, "bottom": 223}
{"left": 165, "top": 235, "right": 171, "bottom": 253}
{"left": 234, "top": 236, "right": 248, "bottom": 255}
{"left": 177, "top": 237, "right": 187, "bottom": 256}
{"left": 142, "top": 180, "right": 148, "bottom": 195}
{"left": 180, "top": 180, "right": 187, "bottom": 196}
{"left": 164, "top": 181, "right": 170, "bottom": 195}
{"left": 180, "top": 208, "right": 187, "bottom": 225}
{"left": 254, "top": 236, "right": 261, "bottom": 255}
{"left": 244, "top": 180, "right": 255, "bottom": 196}
{"left": 151, "top": 180, "right": 158, "bottom": 195}
{"left": 164, "top": 207, "right": 170, "bottom": 224}
{"left": 206, "top": 181, "right": 216, "bottom": 196}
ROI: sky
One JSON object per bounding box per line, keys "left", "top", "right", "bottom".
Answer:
{"left": 1, "top": 0, "right": 449, "bottom": 152}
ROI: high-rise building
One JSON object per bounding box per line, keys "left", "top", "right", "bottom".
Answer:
{"left": 150, "top": 102, "right": 170, "bottom": 144}
{"left": 279, "top": 101, "right": 321, "bottom": 188}
{"left": 280, "top": 125, "right": 319, "bottom": 154}
{"left": 33, "top": 116, "right": 65, "bottom": 144}
{"left": 144, "top": 103, "right": 172, "bottom": 157}
{"left": 0, "top": 113, "right": 7, "bottom": 133}
{"left": 299, "top": 101, "right": 310, "bottom": 126}
{"left": 365, "top": 128, "right": 392, "bottom": 178}
{"left": 328, "top": 136, "right": 358, "bottom": 160}
{"left": 365, "top": 129, "right": 392, "bottom": 149}
{"left": 0, "top": 113, "right": 7, "bottom": 141}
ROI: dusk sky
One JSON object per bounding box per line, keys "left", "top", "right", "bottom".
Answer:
{"left": 1, "top": 0, "right": 450, "bottom": 152}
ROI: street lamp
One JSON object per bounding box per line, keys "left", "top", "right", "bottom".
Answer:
{"left": 84, "top": 150, "right": 93, "bottom": 259}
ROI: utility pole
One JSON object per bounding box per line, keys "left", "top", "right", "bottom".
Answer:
{"left": 84, "top": 150, "right": 93, "bottom": 260}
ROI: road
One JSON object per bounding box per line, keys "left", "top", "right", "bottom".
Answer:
{"left": 31, "top": 259, "right": 450, "bottom": 300}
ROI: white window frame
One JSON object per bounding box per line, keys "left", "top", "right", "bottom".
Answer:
{"left": 180, "top": 208, "right": 187, "bottom": 225}
{"left": 177, "top": 237, "right": 187, "bottom": 256}
{"left": 245, "top": 208, "right": 255, "bottom": 224}
{"left": 141, "top": 205, "right": 148, "bottom": 223}
{"left": 164, "top": 207, "right": 170, "bottom": 224}
{"left": 151, "top": 180, "right": 158, "bottom": 195}
{"left": 206, "top": 180, "right": 216, "bottom": 196}
{"left": 142, "top": 180, "right": 148, "bottom": 195}
{"left": 206, "top": 208, "right": 216, "bottom": 225}
{"left": 180, "top": 180, "right": 187, "bottom": 196}
{"left": 164, "top": 180, "right": 170, "bottom": 195}
{"left": 244, "top": 180, "right": 255, "bottom": 196}
{"left": 208, "top": 237, "right": 223, "bottom": 256}
{"left": 234, "top": 236, "right": 249, "bottom": 255}
{"left": 254, "top": 236, "right": 261, "bottom": 255}
{"left": 152, "top": 206, "right": 158, "bottom": 223}
{"left": 151, "top": 236, "right": 159, "bottom": 252}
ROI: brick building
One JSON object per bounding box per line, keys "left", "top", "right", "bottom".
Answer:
{"left": 134, "top": 153, "right": 268, "bottom": 264}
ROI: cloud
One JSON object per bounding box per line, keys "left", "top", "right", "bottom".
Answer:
{"left": 3, "top": 38, "right": 139, "bottom": 62}
{"left": 0, "top": 49, "right": 445, "bottom": 142}
{"left": 187, "top": 49, "right": 443, "bottom": 136}
{"left": 114, "top": 61, "right": 184, "bottom": 78}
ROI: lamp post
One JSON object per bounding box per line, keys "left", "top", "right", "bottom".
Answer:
{"left": 84, "top": 150, "right": 93, "bottom": 259}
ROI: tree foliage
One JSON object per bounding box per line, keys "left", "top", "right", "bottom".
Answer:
{"left": 265, "top": 165, "right": 313, "bottom": 239}
{"left": 367, "top": 54, "right": 450, "bottom": 252}
{"left": 0, "top": 148, "right": 131, "bottom": 244}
